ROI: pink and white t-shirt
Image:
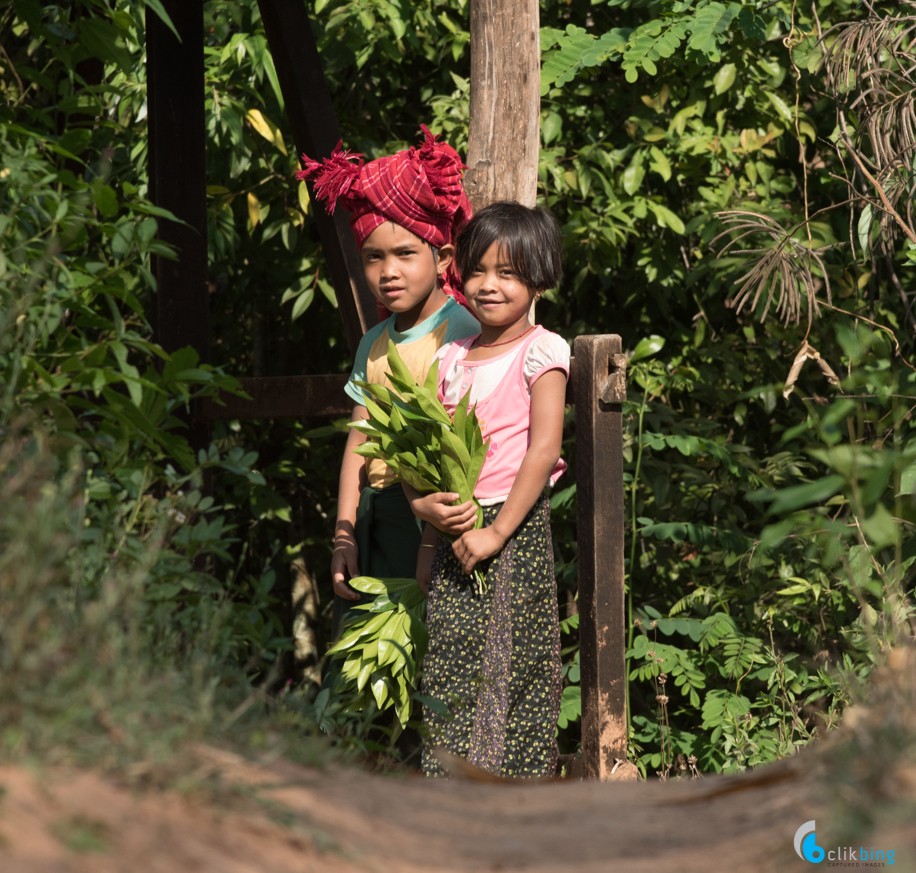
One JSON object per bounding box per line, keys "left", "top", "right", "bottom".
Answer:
{"left": 435, "top": 326, "right": 570, "bottom": 504}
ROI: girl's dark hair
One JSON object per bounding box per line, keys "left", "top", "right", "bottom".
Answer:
{"left": 456, "top": 201, "right": 564, "bottom": 291}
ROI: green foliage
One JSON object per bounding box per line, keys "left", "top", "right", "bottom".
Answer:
{"left": 3, "top": 0, "right": 914, "bottom": 783}
{"left": 0, "top": 428, "right": 328, "bottom": 778}
{"left": 618, "top": 336, "right": 914, "bottom": 775}
{"left": 325, "top": 576, "right": 428, "bottom": 732}
{"left": 535, "top": 0, "right": 915, "bottom": 777}
{"left": 541, "top": 1, "right": 767, "bottom": 91}
{"left": 0, "top": 0, "right": 325, "bottom": 775}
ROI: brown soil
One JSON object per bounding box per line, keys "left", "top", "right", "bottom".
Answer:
{"left": 2, "top": 649, "right": 914, "bottom": 873}
{"left": 0, "top": 744, "right": 912, "bottom": 873}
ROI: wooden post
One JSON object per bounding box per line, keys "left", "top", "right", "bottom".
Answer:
{"left": 574, "top": 335, "right": 628, "bottom": 779}
{"left": 257, "top": 0, "right": 377, "bottom": 355}
{"left": 465, "top": 0, "right": 540, "bottom": 209}
{"left": 147, "top": 0, "right": 209, "bottom": 362}
{"left": 146, "top": 0, "right": 211, "bottom": 454}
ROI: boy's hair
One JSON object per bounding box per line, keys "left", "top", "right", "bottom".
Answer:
{"left": 456, "top": 201, "right": 564, "bottom": 291}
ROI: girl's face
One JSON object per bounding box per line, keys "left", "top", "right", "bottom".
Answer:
{"left": 463, "top": 241, "right": 536, "bottom": 334}
{"left": 360, "top": 222, "right": 452, "bottom": 329}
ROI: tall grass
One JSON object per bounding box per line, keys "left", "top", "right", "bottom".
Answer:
{"left": 0, "top": 425, "right": 329, "bottom": 786}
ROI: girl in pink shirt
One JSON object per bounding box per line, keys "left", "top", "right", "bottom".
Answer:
{"left": 410, "top": 201, "right": 569, "bottom": 778}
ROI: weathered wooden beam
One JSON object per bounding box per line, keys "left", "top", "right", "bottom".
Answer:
{"left": 574, "top": 335, "right": 628, "bottom": 779}
{"left": 465, "top": 0, "right": 540, "bottom": 209}
{"left": 257, "top": 0, "right": 377, "bottom": 356}
{"left": 147, "top": 1, "right": 211, "bottom": 454}
{"left": 146, "top": 0, "right": 209, "bottom": 362}
{"left": 196, "top": 374, "right": 351, "bottom": 421}
{"left": 197, "top": 357, "right": 593, "bottom": 422}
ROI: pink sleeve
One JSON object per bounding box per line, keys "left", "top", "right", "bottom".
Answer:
{"left": 524, "top": 332, "right": 571, "bottom": 387}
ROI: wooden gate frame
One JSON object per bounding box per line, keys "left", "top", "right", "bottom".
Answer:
{"left": 146, "top": 0, "right": 628, "bottom": 779}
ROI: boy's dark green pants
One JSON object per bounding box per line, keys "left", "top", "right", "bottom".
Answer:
{"left": 331, "top": 482, "right": 422, "bottom": 636}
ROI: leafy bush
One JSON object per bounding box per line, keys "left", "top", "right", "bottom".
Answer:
{"left": 0, "top": 0, "right": 326, "bottom": 774}
{"left": 3, "top": 0, "right": 913, "bottom": 780}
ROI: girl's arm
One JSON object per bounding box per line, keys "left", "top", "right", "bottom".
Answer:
{"left": 452, "top": 368, "right": 567, "bottom": 573}
{"left": 331, "top": 404, "right": 369, "bottom": 601}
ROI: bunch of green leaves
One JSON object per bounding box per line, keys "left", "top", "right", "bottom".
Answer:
{"left": 325, "top": 576, "right": 428, "bottom": 733}
{"left": 351, "top": 340, "right": 490, "bottom": 592}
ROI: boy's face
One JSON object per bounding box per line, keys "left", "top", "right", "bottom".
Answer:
{"left": 360, "top": 222, "right": 453, "bottom": 326}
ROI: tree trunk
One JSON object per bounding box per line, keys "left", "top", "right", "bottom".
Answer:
{"left": 465, "top": 0, "right": 540, "bottom": 210}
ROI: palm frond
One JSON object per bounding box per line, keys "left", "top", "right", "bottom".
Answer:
{"left": 712, "top": 211, "right": 832, "bottom": 327}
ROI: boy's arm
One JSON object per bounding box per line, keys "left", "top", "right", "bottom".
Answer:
{"left": 451, "top": 369, "right": 567, "bottom": 573}
{"left": 415, "top": 524, "right": 439, "bottom": 594}
{"left": 332, "top": 404, "right": 370, "bottom": 601}
{"left": 403, "top": 481, "right": 477, "bottom": 535}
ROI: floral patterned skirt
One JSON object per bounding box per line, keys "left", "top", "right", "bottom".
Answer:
{"left": 421, "top": 496, "right": 561, "bottom": 778}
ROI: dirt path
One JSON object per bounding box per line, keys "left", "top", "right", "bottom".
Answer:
{"left": 2, "top": 746, "right": 910, "bottom": 873}
{"left": 3, "top": 648, "right": 915, "bottom": 872}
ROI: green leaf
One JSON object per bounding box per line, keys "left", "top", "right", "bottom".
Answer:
{"left": 647, "top": 201, "right": 685, "bottom": 234}
{"left": 540, "top": 25, "right": 628, "bottom": 94}
{"left": 648, "top": 146, "right": 672, "bottom": 182}
{"left": 290, "top": 288, "right": 314, "bottom": 321}
{"left": 542, "top": 111, "right": 563, "bottom": 146}
{"left": 687, "top": 2, "right": 740, "bottom": 60}
{"left": 861, "top": 504, "right": 899, "bottom": 550}
{"left": 765, "top": 474, "right": 845, "bottom": 515}
{"left": 371, "top": 676, "right": 389, "bottom": 709}
{"left": 765, "top": 91, "right": 794, "bottom": 125}
{"left": 440, "top": 429, "right": 472, "bottom": 470}
{"left": 327, "top": 610, "right": 391, "bottom": 654}
{"left": 356, "top": 658, "right": 374, "bottom": 692}
{"left": 857, "top": 204, "right": 873, "bottom": 255}
{"left": 246, "top": 108, "right": 287, "bottom": 155}
{"left": 622, "top": 151, "right": 645, "bottom": 195}
{"left": 713, "top": 63, "right": 736, "bottom": 95}
{"left": 363, "top": 393, "right": 391, "bottom": 429}
{"left": 140, "top": 0, "right": 180, "bottom": 40}
{"left": 621, "top": 18, "right": 687, "bottom": 80}
{"left": 630, "top": 335, "right": 665, "bottom": 363}
{"left": 92, "top": 182, "right": 119, "bottom": 218}
{"left": 440, "top": 451, "right": 470, "bottom": 501}
{"left": 347, "top": 576, "right": 395, "bottom": 596}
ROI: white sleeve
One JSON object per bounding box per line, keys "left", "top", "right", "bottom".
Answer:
{"left": 524, "top": 332, "right": 571, "bottom": 386}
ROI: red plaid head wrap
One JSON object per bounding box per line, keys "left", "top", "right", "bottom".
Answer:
{"left": 297, "top": 126, "right": 472, "bottom": 304}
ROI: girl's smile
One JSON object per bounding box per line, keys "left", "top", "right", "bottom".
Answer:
{"left": 463, "top": 241, "right": 537, "bottom": 344}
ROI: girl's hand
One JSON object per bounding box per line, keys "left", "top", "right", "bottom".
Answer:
{"left": 452, "top": 526, "right": 507, "bottom": 574}
{"left": 410, "top": 491, "right": 477, "bottom": 535}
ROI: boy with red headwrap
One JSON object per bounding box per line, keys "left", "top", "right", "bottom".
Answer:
{"left": 298, "top": 127, "right": 479, "bottom": 619}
